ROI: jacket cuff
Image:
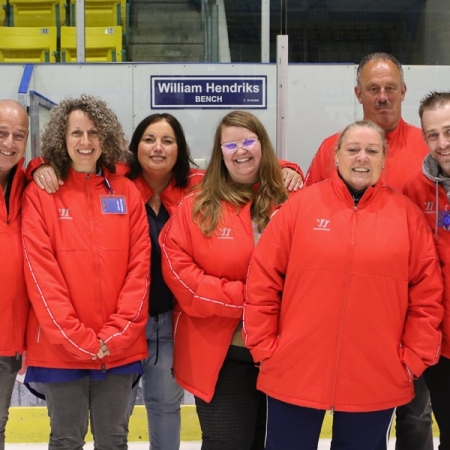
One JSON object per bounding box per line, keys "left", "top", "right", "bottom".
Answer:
{"left": 25, "top": 157, "right": 47, "bottom": 181}
{"left": 400, "top": 346, "right": 428, "bottom": 378}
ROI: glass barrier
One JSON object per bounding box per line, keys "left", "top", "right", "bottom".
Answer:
{"left": 1, "top": 0, "right": 449, "bottom": 64}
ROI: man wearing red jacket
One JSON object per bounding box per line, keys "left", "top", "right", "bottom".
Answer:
{"left": 403, "top": 91, "right": 450, "bottom": 450}
{"left": 0, "top": 99, "right": 29, "bottom": 450}
{"left": 305, "top": 53, "right": 432, "bottom": 450}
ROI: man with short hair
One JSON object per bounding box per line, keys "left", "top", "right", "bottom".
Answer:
{"left": 305, "top": 53, "right": 433, "bottom": 450}
{"left": 305, "top": 52, "right": 428, "bottom": 192}
{"left": 0, "top": 99, "right": 30, "bottom": 450}
{"left": 404, "top": 91, "right": 450, "bottom": 450}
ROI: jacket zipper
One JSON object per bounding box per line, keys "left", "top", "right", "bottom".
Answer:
{"left": 87, "top": 175, "right": 102, "bottom": 366}
{"left": 329, "top": 204, "right": 358, "bottom": 412}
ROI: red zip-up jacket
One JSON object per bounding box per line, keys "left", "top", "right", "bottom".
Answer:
{"left": 22, "top": 167, "right": 150, "bottom": 369}
{"left": 244, "top": 171, "right": 443, "bottom": 412}
{"left": 404, "top": 157, "right": 450, "bottom": 359}
{"left": 0, "top": 159, "right": 28, "bottom": 357}
{"left": 132, "top": 169, "right": 204, "bottom": 213}
{"left": 161, "top": 193, "right": 264, "bottom": 402}
{"left": 305, "top": 119, "right": 428, "bottom": 191}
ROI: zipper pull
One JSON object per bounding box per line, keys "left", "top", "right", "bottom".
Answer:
{"left": 330, "top": 406, "right": 334, "bottom": 416}
{"left": 102, "top": 364, "right": 106, "bottom": 373}
{"left": 15, "top": 352, "right": 20, "bottom": 360}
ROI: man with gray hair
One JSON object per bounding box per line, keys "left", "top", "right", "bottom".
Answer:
{"left": 305, "top": 53, "right": 433, "bottom": 449}
{"left": 305, "top": 52, "right": 428, "bottom": 192}
{"left": 0, "top": 99, "right": 30, "bottom": 450}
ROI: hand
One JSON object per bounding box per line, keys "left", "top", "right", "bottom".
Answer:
{"left": 282, "top": 168, "right": 304, "bottom": 192}
{"left": 33, "top": 165, "right": 64, "bottom": 194}
{"left": 92, "top": 339, "right": 110, "bottom": 360}
{"left": 18, "top": 351, "right": 27, "bottom": 375}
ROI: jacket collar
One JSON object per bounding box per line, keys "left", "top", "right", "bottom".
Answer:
{"left": 330, "top": 169, "right": 383, "bottom": 209}
{"left": 384, "top": 118, "right": 407, "bottom": 151}
{"left": 133, "top": 174, "right": 157, "bottom": 204}
{"left": 65, "top": 165, "right": 112, "bottom": 192}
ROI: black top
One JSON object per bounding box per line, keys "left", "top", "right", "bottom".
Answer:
{"left": 3, "top": 165, "right": 17, "bottom": 214}
{"left": 146, "top": 202, "right": 173, "bottom": 316}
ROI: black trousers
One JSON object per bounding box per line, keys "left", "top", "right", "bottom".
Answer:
{"left": 424, "top": 355, "right": 450, "bottom": 450}
{"left": 195, "top": 345, "right": 266, "bottom": 450}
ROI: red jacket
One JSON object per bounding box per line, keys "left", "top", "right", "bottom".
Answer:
{"left": 0, "top": 159, "right": 29, "bottom": 357}
{"left": 305, "top": 118, "right": 428, "bottom": 192}
{"left": 161, "top": 193, "right": 261, "bottom": 402}
{"left": 22, "top": 167, "right": 150, "bottom": 369}
{"left": 244, "top": 171, "right": 443, "bottom": 412}
{"left": 404, "top": 155, "right": 450, "bottom": 359}
{"left": 132, "top": 169, "right": 205, "bottom": 213}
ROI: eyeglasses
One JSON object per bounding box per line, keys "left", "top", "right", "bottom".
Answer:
{"left": 221, "top": 137, "right": 258, "bottom": 154}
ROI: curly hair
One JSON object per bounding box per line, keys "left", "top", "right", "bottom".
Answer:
{"left": 126, "top": 113, "right": 196, "bottom": 187}
{"left": 192, "top": 111, "right": 288, "bottom": 236}
{"left": 41, "top": 94, "right": 128, "bottom": 179}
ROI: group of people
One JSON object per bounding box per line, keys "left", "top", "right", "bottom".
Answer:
{"left": 0, "top": 50, "right": 449, "bottom": 450}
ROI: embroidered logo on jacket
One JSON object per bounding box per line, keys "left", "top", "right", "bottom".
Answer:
{"left": 424, "top": 201, "right": 435, "bottom": 214}
{"left": 58, "top": 208, "right": 73, "bottom": 220}
{"left": 313, "top": 219, "right": 330, "bottom": 231}
{"left": 218, "top": 228, "right": 233, "bottom": 239}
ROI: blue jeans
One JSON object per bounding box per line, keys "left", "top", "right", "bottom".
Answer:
{"left": 0, "top": 356, "right": 21, "bottom": 450}
{"left": 128, "top": 311, "right": 184, "bottom": 450}
{"left": 266, "top": 397, "right": 395, "bottom": 450}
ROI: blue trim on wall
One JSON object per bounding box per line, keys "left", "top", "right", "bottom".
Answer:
{"left": 18, "top": 64, "right": 34, "bottom": 95}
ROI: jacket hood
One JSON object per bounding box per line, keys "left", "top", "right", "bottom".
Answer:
{"left": 423, "top": 153, "right": 450, "bottom": 196}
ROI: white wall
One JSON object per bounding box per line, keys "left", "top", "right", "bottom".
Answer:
{"left": 1, "top": 62, "right": 450, "bottom": 173}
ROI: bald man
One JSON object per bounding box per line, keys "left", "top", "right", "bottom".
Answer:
{"left": 0, "top": 99, "right": 30, "bottom": 450}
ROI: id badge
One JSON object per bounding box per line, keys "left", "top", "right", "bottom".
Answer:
{"left": 100, "top": 195, "right": 128, "bottom": 214}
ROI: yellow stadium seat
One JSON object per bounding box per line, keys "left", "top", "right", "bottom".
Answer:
{"left": 69, "top": 0, "right": 121, "bottom": 27}
{"left": 0, "top": 26, "right": 57, "bottom": 62}
{"left": 8, "top": 0, "right": 65, "bottom": 27}
{"left": 60, "top": 25, "right": 122, "bottom": 62}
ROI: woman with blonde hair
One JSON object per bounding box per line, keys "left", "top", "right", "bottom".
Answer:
{"left": 161, "top": 110, "right": 292, "bottom": 450}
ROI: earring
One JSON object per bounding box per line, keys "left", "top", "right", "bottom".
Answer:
{"left": 335, "top": 161, "right": 338, "bottom": 167}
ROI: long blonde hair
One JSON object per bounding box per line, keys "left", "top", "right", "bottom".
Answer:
{"left": 193, "top": 111, "right": 288, "bottom": 236}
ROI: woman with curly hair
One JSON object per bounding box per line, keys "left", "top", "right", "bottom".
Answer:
{"left": 160, "top": 110, "right": 294, "bottom": 450}
{"left": 21, "top": 95, "right": 151, "bottom": 450}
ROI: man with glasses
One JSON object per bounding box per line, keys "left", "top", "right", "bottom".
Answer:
{"left": 0, "top": 99, "right": 29, "bottom": 450}
{"left": 305, "top": 53, "right": 432, "bottom": 450}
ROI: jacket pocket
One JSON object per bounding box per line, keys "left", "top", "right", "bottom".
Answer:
{"left": 401, "top": 362, "right": 413, "bottom": 383}
{"left": 399, "top": 343, "right": 413, "bottom": 383}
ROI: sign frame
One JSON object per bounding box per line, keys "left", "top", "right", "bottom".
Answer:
{"left": 150, "top": 75, "right": 267, "bottom": 110}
